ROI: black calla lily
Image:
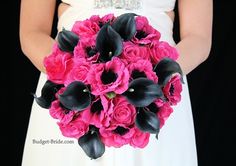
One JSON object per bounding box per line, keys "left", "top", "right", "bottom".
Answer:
{"left": 122, "top": 78, "right": 163, "bottom": 107}
{"left": 112, "top": 13, "right": 137, "bottom": 41}
{"left": 57, "top": 28, "right": 79, "bottom": 52}
{"left": 154, "top": 58, "right": 183, "bottom": 86}
{"left": 34, "top": 80, "right": 63, "bottom": 109}
{"left": 146, "top": 102, "right": 159, "bottom": 114}
{"left": 135, "top": 108, "right": 160, "bottom": 134}
{"left": 78, "top": 127, "right": 105, "bottom": 159}
{"left": 96, "top": 24, "right": 123, "bottom": 62}
{"left": 58, "top": 81, "right": 91, "bottom": 111}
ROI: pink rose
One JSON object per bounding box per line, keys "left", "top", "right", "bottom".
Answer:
{"left": 128, "top": 59, "right": 158, "bottom": 83}
{"left": 130, "top": 127, "right": 150, "bottom": 148}
{"left": 44, "top": 44, "right": 73, "bottom": 84}
{"left": 72, "top": 19, "right": 100, "bottom": 38}
{"left": 163, "top": 74, "right": 182, "bottom": 105}
{"left": 49, "top": 100, "right": 75, "bottom": 124}
{"left": 58, "top": 116, "right": 89, "bottom": 139}
{"left": 100, "top": 126, "right": 135, "bottom": 148}
{"left": 150, "top": 41, "right": 179, "bottom": 65}
{"left": 64, "top": 58, "right": 91, "bottom": 86}
{"left": 73, "top": 37, "right": 99, "bottom": 63}
{"left": 80, "top": 95, "right": 114, "bottom": 128}
{"left": 87, "top": 57, "right": 130, "bottom": 95}
{"left": 120, "top": 41, "right": 150, "bottom": 64}
{"left": 132, "top": 16, "right": 161, "bottom": 45}
{"left": 157, "top": 103, "right": 173, "bottom": 128}
{"left": 88, "top": 15, "right": 101, "bottom": 24}
{"left": 110, "top": 96, "right": 136, "bottom": 126}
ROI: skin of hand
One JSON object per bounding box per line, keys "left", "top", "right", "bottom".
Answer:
{"left": 19, "top": 0, "right": 212, "bottom": 75}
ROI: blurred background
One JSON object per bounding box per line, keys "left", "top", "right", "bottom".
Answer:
{"left": 13, "top": 0, "right": 235, "bottom": 166}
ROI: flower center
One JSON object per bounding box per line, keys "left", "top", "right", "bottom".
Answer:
{"left": 135, "top": 30, "right": 148, "bottom": 40}
{"left": 90, "top": 99, "right": 103, "bottom": 114}
{"left": 101, "top": 69, "right": 118, "bottom": 84}
{"left": 86, "top": 46, "right": 97, "bottom": 57}
{"left": 113, "top": 126, "right": 129, "bottom": 136}
{"left": 170, "top": 84, "right": 175, "bottom": 96}
{"left": 131, "top": 69, "right": 147, "bottom": 79}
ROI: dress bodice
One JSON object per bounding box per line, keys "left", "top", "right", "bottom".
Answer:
{"left": 58, "top": 0, "right": 177, "bottom": 45}
{"left": 62, "top": 0, "right": 176, "bottom": 12}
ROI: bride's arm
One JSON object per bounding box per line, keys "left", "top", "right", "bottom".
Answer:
{"left": 175, "top": 0, "right": 213, "bottom": 75}
{"left": 19, "top": 0, "right": 57, "bottom": 72}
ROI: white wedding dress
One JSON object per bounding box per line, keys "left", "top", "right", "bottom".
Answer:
{"left": 21, "top": 0, "right": 198, "bottom": 165}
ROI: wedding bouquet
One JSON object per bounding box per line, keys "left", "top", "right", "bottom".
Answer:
{"left": 35, "top": 13, "right": 183, "bottom": 159}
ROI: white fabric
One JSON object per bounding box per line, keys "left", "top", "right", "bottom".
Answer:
{"left": 21, "top": 0, "right": 198, "bottom": 165}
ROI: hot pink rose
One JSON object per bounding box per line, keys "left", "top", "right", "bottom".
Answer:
{"left": 44, "top": 44, "right": 73, "bottom": 84}
{"left": 150, "top": 41, "right": 179, "bottom": 65}
{"left": 64, "top": 58, "right": 91, "bottom": 86}
{"left": 163, "top": 74, "right": 182, "bottom": 105}
{"left": 132, "top": 16, "right": 161, "bottom": 45}
{"left": 72, "top": 19, "right": 100, "bottom": 38}
{"left": 128, "top": 59, "right": 158, "bottom": 83}
{"left": 73, "top": 37, "right": 99, "bottom": 63}
{"left": 80, "top": 95, "right": 114, "bottom": 128}
{"left": 100, "top": 126, "right": 135, "bottom": 148}
{"left": 58, "top": 116, "right": 89, "bottom": 139}
{"left": 87, "top": 57, "right": 130, "bottom": 95}
{"left": 157, "top": 103, "right": 173, "bottom": 128}
{"left": 120, "top": 41, "right": 150, "bottom": 64}
{"left": 49, "top": 100, "right": 75, "bottom": 124}
{"left": 110, "top": 96, "right": 136, "bottom": 127}
{"left": 129, "top": 127, "right": 150, "bottom": 148}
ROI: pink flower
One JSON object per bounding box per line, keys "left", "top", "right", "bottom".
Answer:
{"left": 130, "top": 127, "right": 150, "bottom": 148}
{"left": 64, "top": 58, "right": 91, "bottom": 86}
{"left": 58, "top": 116, "right": 89, "bottom": 139}
{"left": 89, "top": 14, "right": 115, "bottom": 26}
{"left": 80, "top": 95, "right": 114, "bottom": 128}
{"left": 49, "top": 100, "right": 76, "bottom": 124}
{"left": 163, "top": 74, "right": 182, "bottom": 105}
{"left": 87, "top": 57, "right": 130, "bottom": 95}
{"left": 44, "top": 44, "right": 73, "bottom": 84}
{"left": 157, "top": 103, "right": 173, "bottom": 128}
{"left": 100, "top": 126, "right": 135, "bottom": 148}
{"left": 120, "top": 41, "right": 150, "bottom": 64}
{"left": 110, "top": 96, "right": 136, "bottom": 127}
{"left": 128, "top": 59, "right": 158, "bottom": 83}
{"left": 73, "top": 37, "right": 99, "bottom": 63}
{"left": 132, "top": 16, "right": 161, "bottom": 45}
{"left": 72, "top": 19, "right": 100, "bottom": 38}
{"left": 101, "top": 13, "right": 116, "bottom": 24}
{"left": 150, "top": 41, "right": 179, "bottom": 65}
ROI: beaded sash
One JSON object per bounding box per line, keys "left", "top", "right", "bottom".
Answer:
{"left": 94, "top": 0, "right": 142, "bottom": 10}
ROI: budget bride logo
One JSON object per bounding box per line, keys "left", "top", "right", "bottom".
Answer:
{"left": 32, "top": 139, "right": 75, "bottom": 145}
{"left": 34, "top": 13, "right": 183, "bottom": 159}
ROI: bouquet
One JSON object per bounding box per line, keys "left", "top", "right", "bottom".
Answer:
{"left": 34, "top": 13, "right": 183, "bottom": 159}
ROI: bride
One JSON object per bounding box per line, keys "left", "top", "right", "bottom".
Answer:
{"left": 19, "top": 0, "right": 212, "bottom": 165}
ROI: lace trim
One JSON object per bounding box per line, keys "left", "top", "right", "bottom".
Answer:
{"left": 94, "top": 0, "right": 142, "bottom": 10}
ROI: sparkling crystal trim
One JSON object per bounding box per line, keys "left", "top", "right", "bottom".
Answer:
{"left": 94, "top": 0, "right": 142, "bottom": 10}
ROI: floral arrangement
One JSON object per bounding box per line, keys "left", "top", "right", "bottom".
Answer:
{"left": 34, "top": 13, "right": 183, "bottom": 159}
